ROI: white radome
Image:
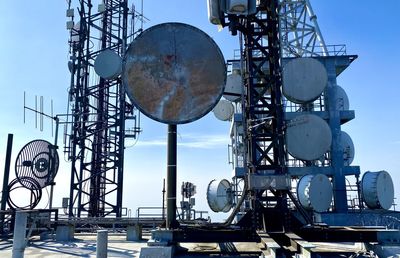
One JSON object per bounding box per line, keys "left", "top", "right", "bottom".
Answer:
{"left": 286, "top": 114, "right": 332, "bottom": 161}
{"left": 207, "top": 179, "right": 233, "bottom": 213}
{"left": 335, "top": 85, "right": 350, "bottom": 110}
{"left": 213, "top": 99, "right": 234, "bottom": 121}
{"left": 362, "top": 171, "right": 394, "bottom": 210}
{"left": 223, "top": 73, "right": 242, "bottom": 102}
{"left": 283, "top": 58, "right": 328, "bottom": 104}
{"left": 94, "top": 49, "right": 122, "bottom": 80}
{"left": 340, "top": 131, "right": 355, "bottom": 166}
{"left": 297, "top": 174, "right": 333, "bottom": 212}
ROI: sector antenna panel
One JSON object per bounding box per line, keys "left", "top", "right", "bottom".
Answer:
{"left": 123, "top": 23, "right": 226, "bottom": 124}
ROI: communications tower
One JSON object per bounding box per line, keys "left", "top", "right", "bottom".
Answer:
{"left": 64, "top": 0, "right": 141, "bottom": 217}
{"left": 212, "top": 0, "right": 359, "bottom": 231}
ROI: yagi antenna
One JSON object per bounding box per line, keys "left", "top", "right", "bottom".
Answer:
{"left": 23, "top": 91, "right": 55, "bottom": 136}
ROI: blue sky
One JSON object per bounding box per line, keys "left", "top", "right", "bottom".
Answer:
{"left": 0, "top": 1, "right": 399, "bottom": 219}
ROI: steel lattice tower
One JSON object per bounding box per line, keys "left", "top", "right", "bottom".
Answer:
{"left": 226, "top": 0, "right": 342, "bottom": 231}
{"left": 228, "top": 0, "right": 291, "bottom": 231}
{"left": 65, "top": 0, "right": 140, "bottom": 217}
{"left": 279, "top": 0, "right": 328, "bottom": 57}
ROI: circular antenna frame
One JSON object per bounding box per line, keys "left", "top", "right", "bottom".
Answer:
{"left": 122, "top": 22, "right": 226, "bottom": 124}
{"left": 7, "top": 177, "right": 42, "bottom": 210}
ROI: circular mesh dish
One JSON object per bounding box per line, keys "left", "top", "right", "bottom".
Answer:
{"left": 15, "top": 139, "right": 59, "bottom": 189}
{"left": 122, "top": 22, "right": 226, "bottom": 124}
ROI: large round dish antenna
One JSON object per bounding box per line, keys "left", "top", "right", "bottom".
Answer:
{"left": 207, "top": 179, "right": 233, "bottom": 213}
{"left": 15, "top": 139, "right": 59, "bottom": 189}
{"left": 286, "top": 114, "right": 332, "bottom": 161}
{"left": 340, "top": 131, "right": 355, "bottom": 166}
{"left": 282, "top": 58, "right": 327, "bottom": 104}
{"left": 362, "top": 171, "right": 394, "bottom": 210}
{"left": 94, "top": 49, "right": 122, "bottom": 79}
{"left": 213, "top": 99, "right": 234, "bottom": 121}
{"left": 123, "top": 23, "right": 226, "bottom": 124}
{"left": 297, "top": 174, "right": 333, "bottom": 212}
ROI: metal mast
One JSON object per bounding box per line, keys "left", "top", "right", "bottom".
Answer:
{"left": 228, "top": 0, "right": 290, "bottom": 231}
{"left": 279, "top": 0, "right": 328, "bottom": 57}
{"left": 227, "top": 0, "right": 340, "bottom": 231}
{"left": 65, "top": 0, "right": 140, "bottom": 217}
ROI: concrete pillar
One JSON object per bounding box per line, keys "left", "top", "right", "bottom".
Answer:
{"left": 56, "top": 225, "right": 74, "bottom": 241}
{"left": 12, "top": 211, "right": 28, "bottom": 258}
{"left": 127, "top": 224, "right": 142, "bottom": 241}
{"left": 96, "top": 230, "right": 108, "bottom": 258}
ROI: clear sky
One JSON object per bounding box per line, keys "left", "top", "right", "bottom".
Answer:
{"left": 0, "top": 1, "right": 399, "bottom": 220}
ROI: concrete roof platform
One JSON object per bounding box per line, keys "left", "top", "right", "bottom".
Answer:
{"left": 0, "top": 233, "right": 149, "bottom": 257}
{"left": 2, "top": 232, "right": 398, "bottom": 257}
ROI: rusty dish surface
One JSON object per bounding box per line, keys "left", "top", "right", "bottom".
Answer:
{"left": 123, "top": 23, "right": 226, "bottom": 124}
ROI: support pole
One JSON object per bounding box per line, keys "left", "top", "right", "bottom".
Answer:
{"left": 166, "top": 124, "right": 177, "bottom": 229}
{"left": 12, "top": 211, "right": 27, "bottom": 258}
{"left": 1, "top": 134, "right": 13, "bottom": 235}
{"left": 49, "top": 118, "right": 59, "bottom": 210}
{"left": 96, "top": 230, "right": 108, "bottom": 258}
{"left": 1, "top": 134, "right": 13, "bottom": 211}
{"left": 162, "top": 178, "right": 166, "bottom": 220}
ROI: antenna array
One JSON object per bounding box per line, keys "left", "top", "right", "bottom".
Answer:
{"left": 64, "top": 0, "right": 142, "bottom": 217}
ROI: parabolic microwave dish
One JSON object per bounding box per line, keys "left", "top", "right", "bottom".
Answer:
{"left": 122, "top": 22, "right": 226, "bottom": 124}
